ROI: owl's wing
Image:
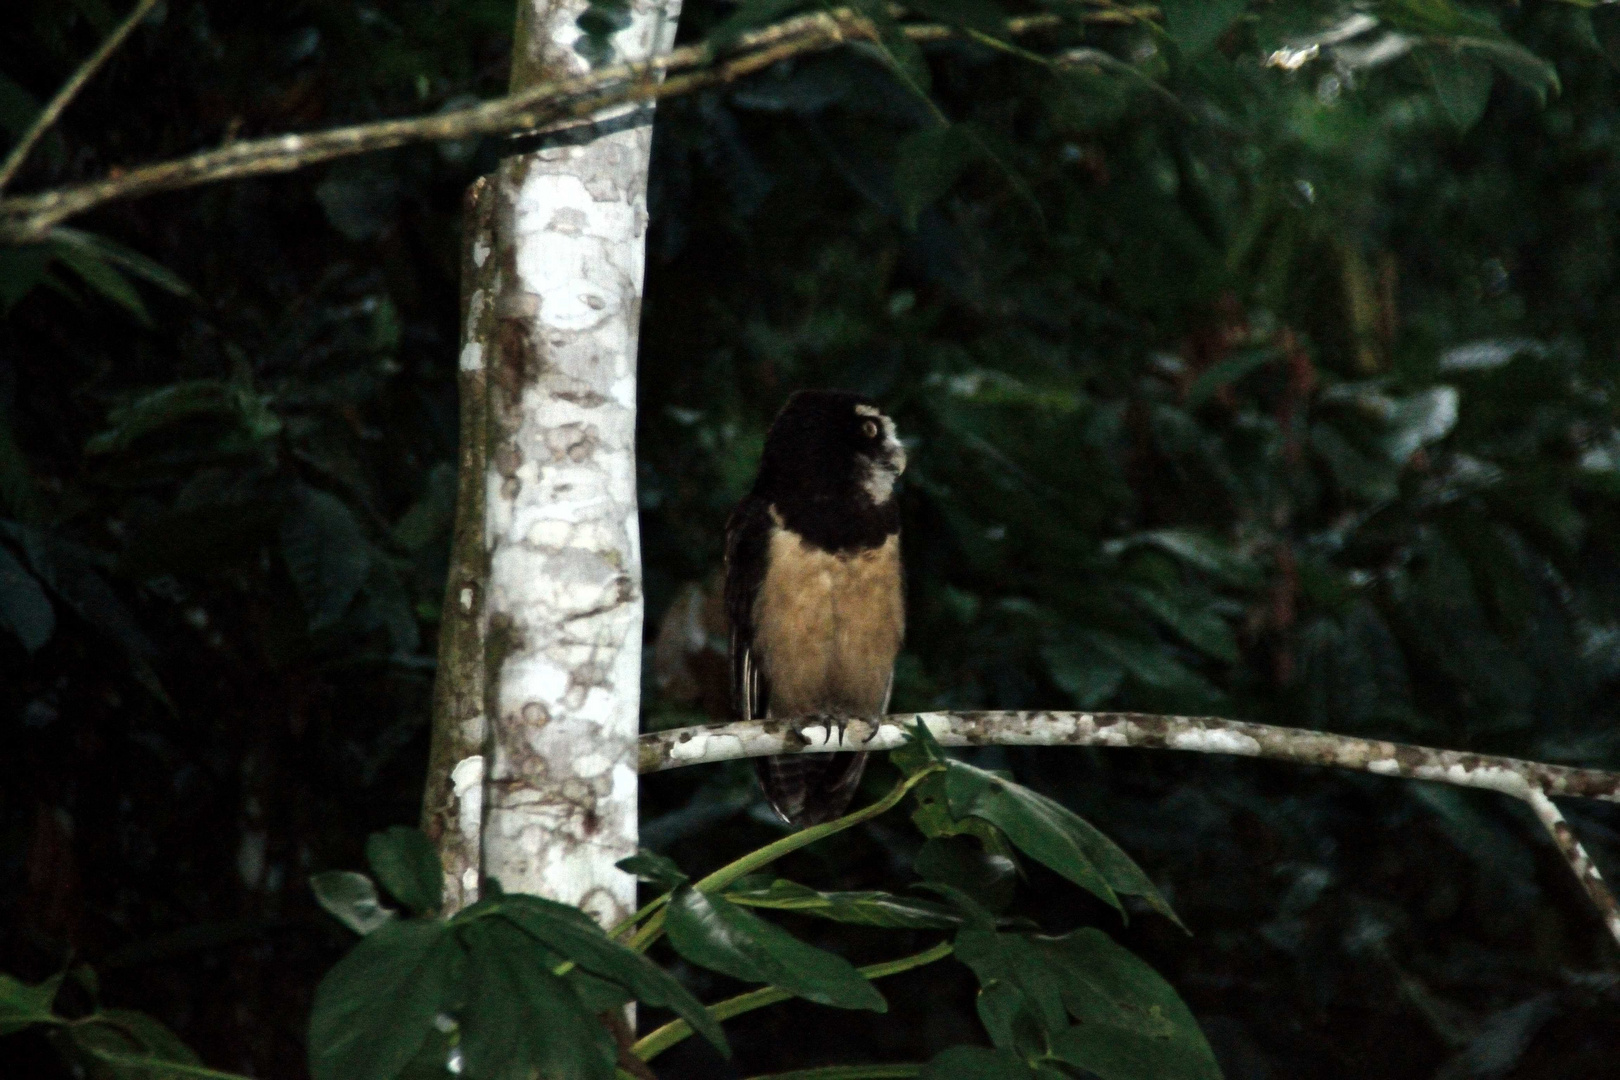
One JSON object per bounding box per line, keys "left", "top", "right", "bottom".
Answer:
{"left": 723, "top": 495, "right": 773, "bottom": 723}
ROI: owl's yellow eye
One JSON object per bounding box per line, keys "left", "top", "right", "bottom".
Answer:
{"left": 862, "top": 419, "right": 879, "bottom": 438}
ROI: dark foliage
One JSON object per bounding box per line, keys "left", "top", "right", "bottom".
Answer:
{"left": 4, "top": 0, "right": 1620, "bottom": 1077}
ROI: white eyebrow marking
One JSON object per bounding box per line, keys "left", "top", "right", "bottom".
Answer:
{"left": 855, "top": 404, "right": 881, "bottom": 417}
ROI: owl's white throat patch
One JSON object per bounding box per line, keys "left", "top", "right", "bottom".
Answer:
{"left": 860, "top": 415, "right": 906, "bottom": 504}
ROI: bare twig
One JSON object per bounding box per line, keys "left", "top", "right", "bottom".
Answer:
{"left": 638, "top": 710, "right": 1620, "bottom": 948}
{"left": 1522, "top": 789, "right": 1620, "bottom": 948}
{"left": 0, "top": 0, "right": 161, "bottom": 193}
{"left": 0, "top": 9, "right": 1080, "bottom": 242}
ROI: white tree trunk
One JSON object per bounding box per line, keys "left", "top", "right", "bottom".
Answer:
{"left": 424, "top": 0, "right": 680, "bottom": 927}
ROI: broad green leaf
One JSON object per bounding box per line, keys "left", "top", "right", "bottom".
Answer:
{"left": 1160, "top": 0, "right": 1246, "bottom": 54}
{"left": 281, "top": 485, "right": 371, "bottom": 630}
{"left": 955, "top": 928, "right": 1219, "bottom": 1080}
{"left": 848, "top": 0, "right": 932, "bottom": 92}
{"left": 914, "top": 836, "right": 1018, "bottom": 914}
{"left": 365, "top": 827, "right": 443, "bottom": 915}
{"left": 307, "top": 920, "right": 459, "bottom": 1080}
{"left": 65, "top": 1008, "right": 205, "bottom": 1078}
{"left": 1042, "top": 639, "right": 1125, "bottom": 708}
{"left": 895, "top": 125, "right": 976, "bottom": 229}
{"left": 85, "top": 380, "right": 280, "bottom": 456}
{"left": 665, "top": 886, "right": 887, "bottom": 1011}
{"left": 1106, "top": 530, "right": 1264, "bottom": 588}
{"left": 47, "top": 234, "right": 151, "bottom": 324}
{"left": 616, "top": 849, "right": 689, "bottom": 889}
{"left": 904, "top": 0, "right": 1009, "bottom": 35}
{"left": 459, "top": 918, "right": 617, "bottom": 1080}
{"left": 50, "top": 229, "right": 192, "bottom": 298}
{"left": 1185, "top": 347, "right": 1278, "bottom": 408}
{"left": 0, "top": 969, "right": 63, "bottom": 1035}
{"left": 1085, "top": 631, "right": 1217, "bottom": 698}
{"left": 1045, "top": 930, "right": 1221, "bottom": 1080}
{"left": 920, "top": 1045, "right": 1053, "bottom": 1079}
{"left": 1421, "top": 52, "right": 1493, "bottom": 131}
{"left": 1129, "top": 587, "right": 1240, "bottom": 663}
{"left": 725, "top": 878, "right": 961, "bottom": 928}
{"left": 487, "top": 892, "right": 728, "bottom": 1055}
{"left": 1452, "top": 37, "right": 1560, "bottom": 101}
{"left": 944, "top": 761, "right": 1181, "bottom": 926}
{"left": 0, "top": 542, "right": 54, "bottom": 653}
{"left": 310, "top": 871, "right": 397, "bottom": 935}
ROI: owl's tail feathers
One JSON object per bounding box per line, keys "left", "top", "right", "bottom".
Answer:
{"left": 755, "top": 751, "right": 869, "bottom": 828}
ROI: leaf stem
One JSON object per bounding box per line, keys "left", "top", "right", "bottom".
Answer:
{"left": 632, "top": 940, "right": 953, "bottom": 1061}
{"left": 623, "top": 766, "right": 941, "bottom": 955}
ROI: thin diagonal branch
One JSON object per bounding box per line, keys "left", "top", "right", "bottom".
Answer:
{"left": 0, "top": 9, "right": 1082, "bottom": 242}
{"left": 1521, "top": 789, "right": 1620, "bottom": 948}
{"left": 0, "top": 0, "right": 161, "bottom": 193}
{"left": 638, "top": 711, "right": 1620, "bottom": 949}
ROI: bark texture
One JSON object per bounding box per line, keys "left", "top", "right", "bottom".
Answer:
{"left": 420, "top": 178, "right": 497, "bottom": 914}
{"left": 469, "top": 0, "right": 680, "bottom": 930}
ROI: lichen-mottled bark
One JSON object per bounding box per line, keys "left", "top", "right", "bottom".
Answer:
{"left": 460, "top": 0, "right": 680, "bottom": 932}
{"left": 638, "top": 711, "right": 1620, "bottom": 802}
{"left": 421, "top": 177, "right": 498, "bottom": 915}
{"left": 640, "top": 710, "right": 1620, "bottom": 949}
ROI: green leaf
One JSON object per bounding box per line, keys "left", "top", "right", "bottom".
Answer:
{"left": 1042, "top": 639, "right": 1125, "bottom": 708}
{"left": 904, "top": 0, "right": 1009, "bottom": 35}
{"left": 46, "top": 232, "right": 151, "bottom": 324}
{"left": 0, "top": 969, "right": 63, "bottom": 1035}
{"left": 894, "top": 125, "right": 976, "bottom": 229}
{"left": 954, "top": 929, "right": 1219, "bottom": 1080}
{"left": 920, "top": 1045, "right": 1050, "bottom": 1079}
{"left": 85, "top": 380, "right": 279, "bottom": 456}
{"left": 1084, "top": 631, "right": 1217, "bottom": 698}
{"left": 1421, "top": 52, "right": 1493, "bottom": 131}
{"left": 1451, "top": 37, "right": 1560, "bottom": 102}
{"left": 0, "top": 541, "right": 54, "bottom": 653}
{"left": 665, "top": 886, "right": 888, "bottom": 1011}
{"left": 616, "top": 849, "right": 689, "bottom": 889}
{"left": 1159, "top": 0, "right": 1246, "bottom": 54}
{"left": 307, "top": 920, "right": 460, "bottom": 1080}
{"left": 848, "top": 0, "right": 932, "bottom": 93}
{"left": 1129, "top": 587, "right": 1240, "bottom": 663}
{"left": 51, "top": 228, "right": 192, "bottom": 298}
{"left": 281, "top": 485, "right": 372, "bottom": 631}
{"left": 365, "top": 827, "right": 443, "bottom": 915}
{"left": 458, "top": 918, "right": 617, "bottom": 1080}
{"left": 1044, "top": 930, "right": 1222, "bottom": 1080}
{"left": 311, "top": 871, "right": 397, "bottom": 935}
{"left": 914, "top": 836, "right": 1018, "bottom": 914}
{"left": 486, "top": 892, "right": 728, "bottom": 1056}
{"left": 66, "top": 1008, "right": 210, "bottom": 1078}
{"left": 724, "top": 879, "right": 962, "bottom": 928}
{"left": 944, "top": 761, "right": 1182, "bottom": 926}
{"left": 1185, "top": 347, "right": 1278, "bottom": 408}
{"left": 1106, "top": 530, "right": 1263, "bottom": 588}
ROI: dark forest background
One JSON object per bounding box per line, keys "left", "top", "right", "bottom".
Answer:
{"left": 5, "top": 0, "right": 1620, "bottom": 1077}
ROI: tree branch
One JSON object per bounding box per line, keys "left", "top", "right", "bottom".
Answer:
{"left": 638, "top": 711, "right": 1620, "bottom": 948}
{"left": 0, "top": 9, "right": 1085, "bottom": 242}
{"left": 0, "top": 0, "right": 161, "bottom": 193}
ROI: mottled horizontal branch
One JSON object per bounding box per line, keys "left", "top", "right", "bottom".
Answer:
{"left": 642, "top": 710, "right": 1620, "bottom": 946}
{"left": 637, "top": 710, "right": 1620, "bottom": 804}
{"left": 0, "top": 8, "right": 1093, "bottom": 241}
